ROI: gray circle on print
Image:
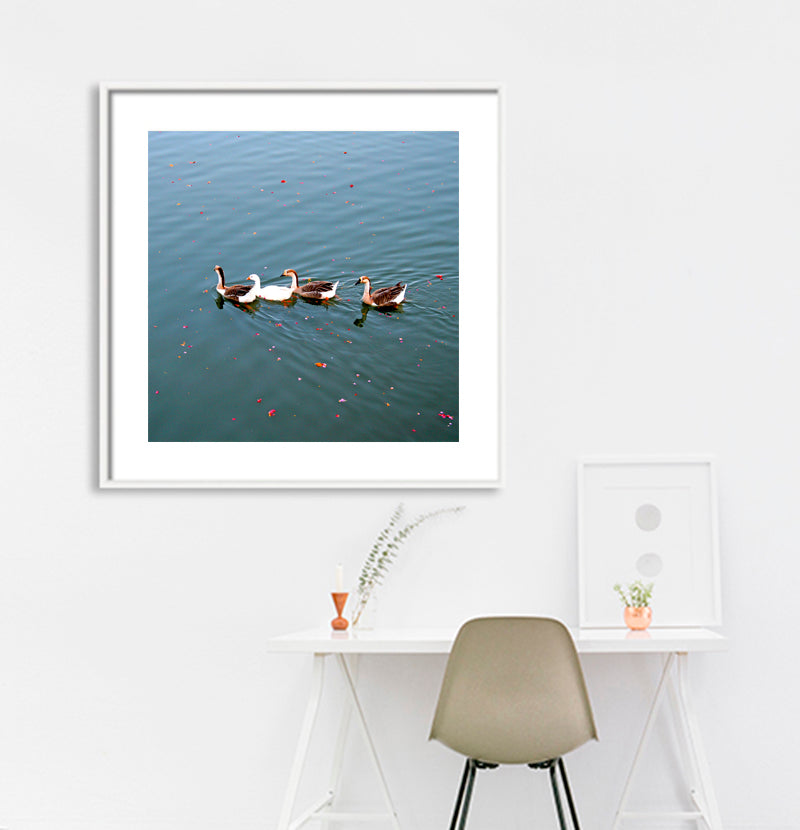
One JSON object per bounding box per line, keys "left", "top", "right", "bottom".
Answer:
{"left": 635, "top": 503, "right": 662, "bottom": 531}
{"left": 636, "top": 553, "right": 663, "bottom": 578}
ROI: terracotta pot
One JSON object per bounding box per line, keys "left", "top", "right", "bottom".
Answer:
{"left": 624, "top": 606, "right": 652, "bottom": 631}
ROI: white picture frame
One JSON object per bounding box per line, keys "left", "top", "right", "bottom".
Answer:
{"left": 578, "top": 456, "right": 721, "bottom": 628}
{"left": 99, "top": 82, "right": 502, "bottom": 488}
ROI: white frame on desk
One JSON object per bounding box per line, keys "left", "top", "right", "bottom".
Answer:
{"left": 578, "top": 456, "right": 722, "bottom": 628}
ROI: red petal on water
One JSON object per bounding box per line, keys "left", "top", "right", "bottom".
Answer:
{"left": 268, "top": 409, "right": 277, "bottom": 417}
{"left": 257, "top": 398, "right": 262, "bottom": 403}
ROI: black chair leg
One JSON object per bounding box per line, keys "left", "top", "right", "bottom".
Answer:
{"left": 458, "top": 759, "right": 479, "bottom": 830}
{"left": 548, "top": 762, "right": 568, "bottom": 830}
{"left": 453, "top": 758, "right": 581, "bottom": 830}
{"left": 557, "top": 758, "right": 581, "bottom": 830}
{"left": 449, "top": 759, "right": 472, "bottom": 830}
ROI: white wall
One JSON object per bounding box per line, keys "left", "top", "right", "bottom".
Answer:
{"left": 2, "top": 2, "right": 799, "bottom": 829}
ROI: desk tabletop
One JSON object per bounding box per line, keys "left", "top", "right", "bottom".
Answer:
{"left": 267, "top": 626, "right": 727, "bottom": 655}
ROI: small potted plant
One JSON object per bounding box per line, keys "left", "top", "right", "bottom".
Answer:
{"left": 613, "top": 579, "right": 654, "bottom": 630}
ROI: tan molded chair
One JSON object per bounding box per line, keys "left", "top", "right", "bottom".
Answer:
{"left": 430, "top": 617, "right": 598, "bottom": 829}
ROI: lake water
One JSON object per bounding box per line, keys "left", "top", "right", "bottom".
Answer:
{"left": 148, "top": 130, "right": 459, "bottom": 442}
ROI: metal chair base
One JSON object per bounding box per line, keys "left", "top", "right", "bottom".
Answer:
{"left": 448, "top": 757, "right": 582, "bottom": 830}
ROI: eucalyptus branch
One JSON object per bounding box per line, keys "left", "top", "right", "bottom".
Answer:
{"left": 352, "top": 503, "right": 464, "bottom": 625}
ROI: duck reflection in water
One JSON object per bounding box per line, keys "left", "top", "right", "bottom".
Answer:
{"left": 214, "top": 293, "right": 259, "bottom": 314}
{"left": 353, "top": 303, "right": 405, "bottom": 327}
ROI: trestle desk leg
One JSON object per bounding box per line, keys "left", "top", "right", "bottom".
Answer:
{"left": 612, "top": 652, "right": 723, "bottom": 830}
{"left": 320, "top": 655, "right": 359, "bottom": 830}
{"left": 335, "top": 653, "right": 401, "bottom": 830}
{"left": 675, "top": 652, "right": 723, "bottom": 830}
{"left": 666, "top": 659, "right": 706, "bottom": 825}
{"left": 277, "top": 653, "right": 327, "bottom": 830}
{"left": 611, "top": 652, "right": 675, "bottom": 830}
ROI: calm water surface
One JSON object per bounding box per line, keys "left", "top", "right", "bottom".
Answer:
{"left": 148, "top": 131, "right": 458, "bottom": 442}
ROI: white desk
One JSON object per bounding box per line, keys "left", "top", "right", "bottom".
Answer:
{"left": 268, "top": 626, "right": 727, "bottom": 830}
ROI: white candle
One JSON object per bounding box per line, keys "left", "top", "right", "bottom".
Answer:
{"left": 335, "top": 563, "right": 344, "bottom": 592}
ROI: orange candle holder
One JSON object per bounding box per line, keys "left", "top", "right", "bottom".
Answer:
{"left": 331, "top": 592, "right": 349, "bottom": 631}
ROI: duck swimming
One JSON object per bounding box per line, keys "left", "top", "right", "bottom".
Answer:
{"left": 214, "top": 267, "right": 260, "bottom": 303}
{"left": 354, "top": 275, "right": 407, "bottom": 308}
{"left": 257, "top": 280, "right": 295, "bottom": 301}
{"left": 283, "top": 269, "right": 339, "bottom": 300}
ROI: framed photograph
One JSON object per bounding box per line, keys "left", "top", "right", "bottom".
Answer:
{"left": 577, "top": 456, "right": 721, "bottom": 628}
{"left": 99, "top": 83, "right": 502, "bottom": 488}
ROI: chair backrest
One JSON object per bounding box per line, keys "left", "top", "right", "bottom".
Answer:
{"left": 429, "top": 617, "right": 598, "bottom": 765}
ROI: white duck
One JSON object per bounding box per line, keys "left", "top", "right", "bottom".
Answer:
{"left": 354, "top": 275, "right": 407, "bottom": 308}
{"left": 257, "top": 279, "right": 295, "bottom": 301}
{"left": 214, "top": 266, "right": 260, "bottom": 303}
{"left": 283, "top": 268, "right": 339, "bottom": 300}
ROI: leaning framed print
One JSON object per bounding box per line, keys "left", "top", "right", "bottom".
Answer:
{"left": 99, "top": 83, "right": 502, "bottom": 488}
{"left": 577, "top": 456, "right": 721, "bottom": 628}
